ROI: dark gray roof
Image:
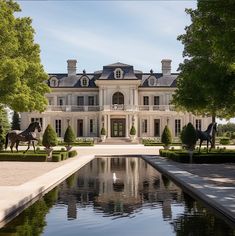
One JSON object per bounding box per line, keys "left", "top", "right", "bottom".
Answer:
{"left": 48, "top": 63, "right": 178, "bottom": 88}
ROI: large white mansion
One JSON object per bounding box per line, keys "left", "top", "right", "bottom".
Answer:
{"left": 21, "top": 59, "right": 211, "bottom": 142}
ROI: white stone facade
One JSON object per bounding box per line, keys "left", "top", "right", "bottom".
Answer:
{"left": 20, "top": 60, "right": 211, "bottom": 142}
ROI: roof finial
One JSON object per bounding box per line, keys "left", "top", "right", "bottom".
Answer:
{"left": 150, "top": 69, "right": 153, "bottom": 74}
{"left": 83, "top": 69, "right": 86, "bottom": 74}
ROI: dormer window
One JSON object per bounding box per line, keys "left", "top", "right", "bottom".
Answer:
{"left": 148, "top": 76, "right": 156, "bottom": 86}
{"left": 50, "top": 77, "right": 58, "bottom": 87}
{"left": 114, "top": 68, "right": 123, "bottom": 79}
{"left": 81, "top": 76, "right": 89, "bottom": 87}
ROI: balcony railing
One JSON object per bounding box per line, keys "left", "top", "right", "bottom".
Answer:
{"left": 47, "top": 105, "right": 175, "bottom": 112}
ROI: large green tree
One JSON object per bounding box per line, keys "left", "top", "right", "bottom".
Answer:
{"left": 173, "top": 0, "right": 235, "bottom": 118}
{"left": 0, "top": 0, "right": 50, "bottom": 112}
{"left": 173, "top": 0, "right": 235, "bottom": 146}
{"left": 0, "top": 106, "right": 10, "bottom": 150}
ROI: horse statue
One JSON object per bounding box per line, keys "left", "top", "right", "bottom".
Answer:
{"left": 5, "top": 122, "right": 42, "bottom": 153}
{"left": 196, "top": 122, "right": 217, "bottom": 152}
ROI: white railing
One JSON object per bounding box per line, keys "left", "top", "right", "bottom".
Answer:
{"left": 47, "top": 105, "right": 175, "bottom": 112}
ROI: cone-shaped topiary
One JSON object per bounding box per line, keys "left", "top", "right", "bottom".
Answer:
{"left": 180, "top": 125, "right": 187, "bottom": 145}
{"left": 161, "top": 125, "right": 172, "bottom": 148}
{"left": 130, "top": 125, "right": 136, "bottom": 135}
{"left": 0, "top": 125, "right": 4, "bottom": 151}
{"left": 11, "top": 111, "right": 20, "bottom": 130}
{"left": 101, "top": 127, "right": 106, "bottom": 135}
{"left": 184, "top": 122, "right": 197, "bottom": 150}
{"left": 42, "top": 124, "right": 58, "bottom": 149}
{"left": 64, "top": 125, "right": 76, "bottom": 146}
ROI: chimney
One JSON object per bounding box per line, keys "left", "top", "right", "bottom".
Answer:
{"left": 67, "top": 59, "right": 77, "bottom": 76}
{"left": 161, "top": 59, "right": 172, "bottom": 76}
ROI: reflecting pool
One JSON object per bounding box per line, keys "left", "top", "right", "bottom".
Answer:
{"left": 0, "top": 157, "right": 234, "bottom": 236}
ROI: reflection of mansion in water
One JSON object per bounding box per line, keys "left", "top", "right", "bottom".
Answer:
{"left": 59, "top": 158, "right": 182, "bottom": 220}
{"left": 20, "top": 59, "right": 211, "bottom": 141}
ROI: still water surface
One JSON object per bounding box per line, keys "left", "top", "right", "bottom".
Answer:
{"left": 0, "top": 157, "right": 234, "bottom": 236}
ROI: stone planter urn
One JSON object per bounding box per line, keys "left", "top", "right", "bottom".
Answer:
{"left": 100, "top": 135, "right": 106, "bottom": 142}
{"left": 130, "top": 135, "right": 136, "bottom": 142}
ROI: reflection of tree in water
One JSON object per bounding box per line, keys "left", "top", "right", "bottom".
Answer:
{"left": 172, "top": 193, "right": 235, "bottom": 236}
{"left": 0, "top": 188, "right": 58, "bottom": 236}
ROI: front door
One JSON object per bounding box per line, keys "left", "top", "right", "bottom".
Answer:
{"left": 111, "top": 119, "right": 125, "bottom": 137}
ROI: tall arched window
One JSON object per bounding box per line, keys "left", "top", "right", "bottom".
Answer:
{"left": 112, "top": 92, "right": 124, "bottom": 105}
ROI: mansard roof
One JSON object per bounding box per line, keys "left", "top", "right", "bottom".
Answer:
{"left": 48, "top": 62, "right": 178, "bottom": 88}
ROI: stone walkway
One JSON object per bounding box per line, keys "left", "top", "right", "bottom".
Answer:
{"left": 142, "top": 155, "right": 235, "bottom": 225}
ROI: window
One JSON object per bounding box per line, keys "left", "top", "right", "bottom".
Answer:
{"left": 88, "top": 96, "right": 95, "bottom": 106}
{"left": 58, "top": 98, "right": 64, "bottom": 106}
{"left": 114, "top": 68, "right": 123, "bottom": 79}
{"left": 148, "top": 76, "right": 156, "bottom": 86}
{"left": 77, "top": 96, "right": 84, "bottom": 106}
{"left": 48, "top": 98, "right": 53, "bottom": 105}
{"left": 154, "top": 96, "right": 160, "bottom": 105}
{"left": 154, "top": 119, "right": 160, "bottom": 137}
{"left": 90, "top": 119, "right": 94, "bottom": 133}
{"left": 81, "top": 77, "right": 89, "bottom": 87}
{"left": 142, "top": 119, "right": 148, "bottom": 133}
{"left": 143, "top": 96, "right": 149, "bottom": 105}
{"left": 112, "top": 92, "right": 124, "bottom": 105}
{"left": 31, "top": 118, "right": 43, "bottom": 127}
{"left": 196, "top": 119, "right": 202, "bottom": 130}
{"left": 55, "top": 119, "right": 62, "bottom": 137}
{"left": 175, "top": 119, "right": 181, "bottom": 137}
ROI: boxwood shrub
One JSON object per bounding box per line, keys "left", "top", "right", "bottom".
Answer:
{"left": 220, "top": 137, "right": 230, "bottom": 145}
{"left": 0, "top": 153, "right": 47, "bottom": 162}
{"left": 68, "top": 150, "right": 77, "bottom": 158}
{"left": 159, "top": 149, "right": 235, "bottom": 163}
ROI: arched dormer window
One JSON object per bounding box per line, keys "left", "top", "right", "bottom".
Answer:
{"left": 50, "top": 77, "right": 58, "bottom": 87}
{"left": 114, "top": 68, "right": 123, "bottom": 79}
{"left": 112, "top": 92, "right": 124, "bottom": 104}
{"left": 81, "top": 76, "right": 89, "bottom": 87}
{"left": 148, "top": 76, "right": 156, "bottom": 86}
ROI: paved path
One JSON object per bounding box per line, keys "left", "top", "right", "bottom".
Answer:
{"left": 142, "top": 155, "right": 235, "bottom": 225}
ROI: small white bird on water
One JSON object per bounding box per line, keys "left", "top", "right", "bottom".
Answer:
{"left": 113, "top": 173, "right": 117, "bottom": 183}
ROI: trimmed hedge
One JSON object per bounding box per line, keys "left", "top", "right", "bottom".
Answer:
{"left": 220, "top": 137, "right": 230, "bottom": 145}
{"left": 68, "top": 150, "right": 77, "bottom": 158}
{"left": 0, "top": 153, "right": 47, "bottom": 162}
{"left": 0, "top": 150, "right": 77, "bottom": 162}
{"left": 160, "top": 149, "right": 235, "bottom": 163}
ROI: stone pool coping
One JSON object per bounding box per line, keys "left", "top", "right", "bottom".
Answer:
{"left": 142, "top": 155, "right": 235, "bottom": 226}
{"left": 0, "top": 154, "right": 95, "bottom": 227}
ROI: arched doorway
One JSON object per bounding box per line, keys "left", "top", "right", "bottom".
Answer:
{"left": 112, "top": 92, "right": 124, "bottom": 105}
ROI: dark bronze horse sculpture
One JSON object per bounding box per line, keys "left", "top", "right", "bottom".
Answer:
{"left": 5, "top": 122, "right": 42, "bottom": 153}
{"left": 196, "top": 122, "right": 217, "bottom": 152}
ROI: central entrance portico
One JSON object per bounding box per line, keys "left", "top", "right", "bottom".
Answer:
{"left": 111, "top": 119, "right": 125, "bottom": 137}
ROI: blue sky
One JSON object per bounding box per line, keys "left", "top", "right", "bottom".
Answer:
{"left": 17, "top": 0, "right": 196, "bottom": 73}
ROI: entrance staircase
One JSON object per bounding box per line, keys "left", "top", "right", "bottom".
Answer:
{"left": 98, "top": 137, "right": 139, "bottom": 145}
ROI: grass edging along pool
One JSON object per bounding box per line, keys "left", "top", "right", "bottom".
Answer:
{"left": 0, "top": 150, "right": 77, "bottom": 162}
{"left": 0, "top": 155, "right": 95, "bottom": 228}
{"left": 142, "top": 155, "right": 235, "bottom": 226}
{"left": 159, "top": 149, "right": 235, "bottom": 163}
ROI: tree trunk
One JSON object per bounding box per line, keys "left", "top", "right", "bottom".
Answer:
{"left": 212, "top": 115, "right": 216, "bottom": 148}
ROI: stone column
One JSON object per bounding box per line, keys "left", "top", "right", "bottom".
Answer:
{"left": 84, "top": 116, "right": 88, "bottom": 137}
{"left": 134, "top": 89, "right": 138, "bottom": 105}
{"left": 125, "top": 115, "right": 129, "bottom": 138}
{"left": 107, "top": 114, "right": 111, "bottom": 138}
{"left": 99, "top": 89, "right": 103, "bottom": 106}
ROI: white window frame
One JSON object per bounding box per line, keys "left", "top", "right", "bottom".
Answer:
{"left": 55, "top": 119, "right": 62, "bottom": 137}
{"left": 195, "top": 119, "right": 202, "bottom": 130}
{"left": 81, "top": 76, "right": 89, "bottom": 87}
{"left": 114, "top": 68, "right": 123, "bottom": 79}
{"left": 175, "top": 119, "right": 181, "bottom": 137}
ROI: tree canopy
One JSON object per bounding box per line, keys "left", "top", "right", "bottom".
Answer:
{"left": 172, "top": 0, "right": 235, "bottom": 119}
{"left": 0, "top": 0, "right": 50, "bottom": 112}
